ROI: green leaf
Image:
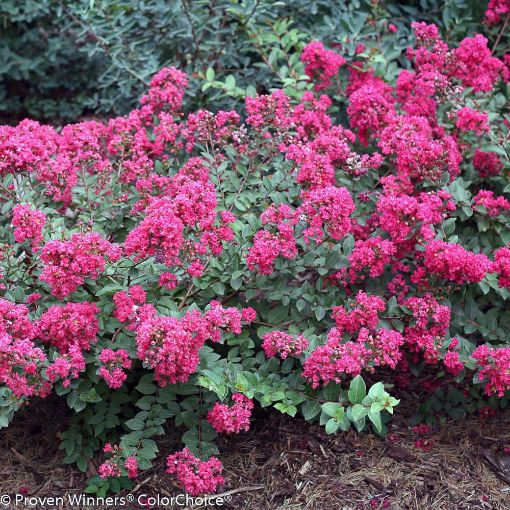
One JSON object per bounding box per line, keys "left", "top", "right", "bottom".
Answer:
{"left": 212, "top": 281, "right": 225, "bottom": 296}
{"left": 343, "top": 235, "right": 354, "bottom": 255}
{"left": 348, "top": 376, "right": 366, "bottom": 404}
{"left": 302, "top": 400, "right": 321, "bottom": 421}
{"left": 230, "top": 275, "right": 242, "bottom": 290}
{"left": 274, "top": 403, "right": 297, "bottom": 417}
{"left": 95, "top": 284, "right": 125, "bottom": 296}
{"left": 314, "top": 306, "right": 326, "bottom": 321}
{"left": 370, "top": 402, "right": 385, "bottom": 413}
{"left": 368, "top": 382, "right": 385, "bottom": 401}
{"left": 321, "top": 402, "right": 343, "bottom": 418}
{"left": 325, "top": 418, "right": 341, "bottom": 435}
{"left": 76, "top": 456, "right": 88, "bottom": 473}
{"left": 351, "top": 404, "right": 368, "bottom": 422}
{"left": 125, "top": 418, "right": 145, "bottom": 431}
{"left": 267, "top": 306, "right": 288, "bottom": 323}
{"left": 182, "top": 428, "right": 199, "bottom": 446}
{"left": 224, "top": 75, "right": 236, "bottom": 90}
{"left": 322, "top": 384, "right": 340, "bottom": 402}
{"left": 296, "top": 299, "right": 307, "bottom": 312}
{"left": 136, "top": 376, "right": 157, "bottom": 395}
{"left": 368, "top": 410, "right": 383, "bottom": 433}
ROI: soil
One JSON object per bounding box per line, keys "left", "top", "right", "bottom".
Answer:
{"left": 1, "top": 390, "right": 510, "bottom": 510}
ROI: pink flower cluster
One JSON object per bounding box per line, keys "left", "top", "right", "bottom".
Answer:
{"left": 303, "top": 290, "right": 406, "bottom": 388}
{"left": 98, "top": 349, "right": 132, "bottom": 389}
{"left": 379, "top": 115, "right": 461, "bottom": 182}
{"left": 0, "top": 333, "right": 49, "bottom": 398}
{"left": 12, "top": 204, "right": 46, "bottom": 250}
{"left": 422, "top": 240, "right": 492, "bottom": 284}
{"left": 485, "top": 0, "right": 510, "bottom": 26}
{"left": 444, "top": 352, "right": 464, "bottom": 377}
{"left": 301, "top": 41, "right": 345, "bottom": 91}
{"left": 124, "top": 456, "right": 139, "bottom": 479}
{"left": 303, "top": 326, "right": 404, "bottom": 388}
{"left": 207, "top": 393, "right": 254, "bottom": 434}
{"left": 377, "top": 186, "right": 455, "bottom": 243}
{"left": 245, "top": 90, "right": 291, "bottom": 131}
{"left": 135, "top": 315, "right": 203, "bottom": 386}
{"left": 0, "top": 299, "right": 50, "bottom": 398}
{"left": 36, "top": 302, "right": 99, "bottom": 353}
{"left": 98, "top": 460, "right": 121, "bottom": 479}
{"left": 408, "top": 23, "right": 507, "bottom": 93}
{"left": 358, "top": 327, "right": 404, "bottom": 370}
{"left": 299, "top": 186, "right": 354, "bottom": 242}
{"left": 166, "top": 448, "right": 224, "bottom": 496}
{"left": 135, "top": 302, "right": 254, "bottom": 386}
{"left": 403, "top": 294, "right": 451, "bottom": 361}
{"left": 340, "top": 23, "right": 507, "bottom": 184}
{"left": 99, "top": 444, "right": 138, "bottom": 479}
{"left": 348, "top": 237, "right": 396, "bottom": 280}
{"left": 40, "top": 233, "right": 121, "bottom": 298}
{"left": 473, "top": 190, "right": 510, "bottom": 216}
{"left": 347, "top": 74, "right": 395, "bottom": 145}
{"left": 473, "top": 149, "right": 503, "bottom": 177}
{"left": 455, "top": 107, "right": 490, "bottom": 135}
{"left": 472, "top": 345, "right": 510, "bottom": 396}
{"left": 139, "top": 67, "right": 188, "bottom": 115}
{"left": 450, "top": 34, "right": 508, "bottom": 92}
{"left": 332, "top": 292, "right": 385, "bottom": 334}
{"left": 0, "top": 299, "right": 34, "bottom": 340}
{"left": 0, "top": 119, "right": 57, "bottom": 176}
{"left": 125, "top": 158, "right": 235, "bottom": 278}
{"left": 184, "top": 110, "right": 240, "bottom": 151}
{"left": 246, "top": 205, "right": 298, "bottom": 275}
{"left": 289, "top": 92, "right": 333, "bottom": 142}
{"left": 124, "top": 198, "right": 184, "bottom": 266}
{"left": 493, "top": 246, "right": 510, "bottom": 289}
{"left": 46, "top": 344, "right": 86, "bottom": 387}
{"left": 262, "top": 331, "right": 309, "bottom": 359}
{"left": 113, "top": 285, "right": 155, "bottom": 330}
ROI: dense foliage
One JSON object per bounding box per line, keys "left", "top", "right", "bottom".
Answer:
{"left": 0, "top": 0, "right": 509, "bottom": 498}
{"left": 0, "top": 0, "right": 489, "bottom": 122}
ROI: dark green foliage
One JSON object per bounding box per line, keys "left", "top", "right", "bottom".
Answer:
{"left": 0, "top": 0, "right": 490, "bottom": 122}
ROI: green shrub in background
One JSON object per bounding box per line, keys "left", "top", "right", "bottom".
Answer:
{"left": 0, "top": 1, "right": 100, "bottom": 121}
{"left": 0, "top": 0, "right": 490, "bottom": 123}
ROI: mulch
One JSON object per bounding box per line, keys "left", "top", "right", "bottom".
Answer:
{"left": 1, "top": 392, "right": 509, "bottom": 510}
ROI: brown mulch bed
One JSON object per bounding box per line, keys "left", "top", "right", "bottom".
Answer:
{"left": 1, "top": 395, "right": 510, "bottom": 509}
{"left": 215, "top": 410, "right": 510, "bottom": 510}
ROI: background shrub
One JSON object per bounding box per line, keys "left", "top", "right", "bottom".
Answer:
{"left": 0, "top": 0, "right": 490, "bottom": 122}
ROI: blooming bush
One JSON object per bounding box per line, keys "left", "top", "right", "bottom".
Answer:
{"left": 0, "top": 3, "right": 510, "bottom": 497}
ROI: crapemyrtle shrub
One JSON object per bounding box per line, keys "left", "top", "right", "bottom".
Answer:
{"left": 0, "top": 2, "right": 509, "bottom": 497}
